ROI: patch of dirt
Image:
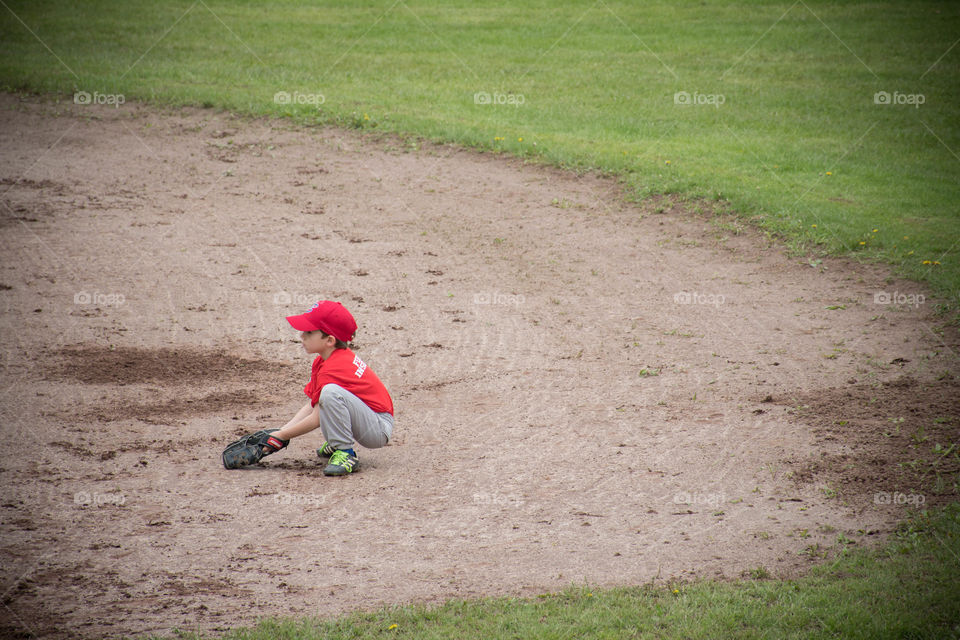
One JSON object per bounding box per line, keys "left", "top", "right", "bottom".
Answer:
{"left": 0, "top": 93, "right": 958, "bottom": 639}
{"left": 70, "top": 390, "right": 265, "bottom": 423}
{"left": 41, "top": 345, "right": 298, "bottom": 423}
{"left": 778, "top": 376, "right": 960, "bottom": 508}
{"left": 46, "top": 345, "right": 289, "bottom": 385}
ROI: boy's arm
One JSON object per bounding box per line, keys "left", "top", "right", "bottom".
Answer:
{"left": 272, "top": 401, "right": 320, "bottom": 440}
{"left": 281, "top": 400, "right": 314, "bottom": 430}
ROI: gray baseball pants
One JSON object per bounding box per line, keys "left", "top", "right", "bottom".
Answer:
{"left": 316, "top": 383, "right": 393, "bottom": 451}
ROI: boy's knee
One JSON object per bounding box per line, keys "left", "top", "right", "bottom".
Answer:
{"left": 320, "top": 384, "right": 345, "bottom": 403}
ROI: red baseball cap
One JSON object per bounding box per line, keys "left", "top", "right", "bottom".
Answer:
{"left": 286, "top": 300, "right": 357, "bottom": 342}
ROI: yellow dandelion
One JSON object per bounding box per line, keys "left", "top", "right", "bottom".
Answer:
{"left": 826, "top": 171, "right": 832, "bottom": 176}
{"left": 587, "top": 593, "right": 593, "bottom": 597}
{"left": 859, "top": 241, "right": 866, "bottom": 245}
{"left": 518, "top": 137, "right": 523, "bottom": 142}
{"left": 389, "top": 624, "right": 398, "bottom": 630}
{"left": 811, "top": 224, "right": 817, "bottom": 228}
{"left": 907, "top": 250, "right": 914, "bottom": 255}
{"left": 363, "top": 113, "right": 370, "bottom": 120}
{"left": 673, "top": 589, "right": 680, "bottom": 594}
{"left": 923, "top": 260, "right": 931, "bottom": 265}
{"left": 872, "top": 229, "right": 878, "bottom": 233}
{"left": 665, "top": 160, "right": 671, "bottom": 165}
{"left": 903, "top": 236, "right": 909, "bottom": 240}
{"left": 934, "top": 261, "right": 941, "bottom": 265}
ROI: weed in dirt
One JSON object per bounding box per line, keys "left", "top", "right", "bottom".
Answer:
{"left": 883, "top": 417, "right": 904, "bottom": 437}
{"left": 746, "top": 566, "right": 771, "bottom": 579}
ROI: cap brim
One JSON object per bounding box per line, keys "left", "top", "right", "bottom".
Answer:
{"left": 286, "top": 314, "right": 319, "bottom": 332}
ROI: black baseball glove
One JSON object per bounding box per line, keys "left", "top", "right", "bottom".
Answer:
{"left": 222, "top": 429, "right": 288, "bottom": 469}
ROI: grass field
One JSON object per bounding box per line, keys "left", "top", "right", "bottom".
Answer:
{"left": 1, "top": 0, "right": 958, "bottom": 307}
{"left": 165, "top": 505, "right": 960, "bottom": 639}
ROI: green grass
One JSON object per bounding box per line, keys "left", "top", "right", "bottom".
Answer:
{"left": 156, "top": 505, "right": 960, "bottom": 639}
{"left": 1, "top": 0, "right": 958, "bottom": 309}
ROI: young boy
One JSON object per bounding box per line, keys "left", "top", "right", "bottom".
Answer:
{"left": 221, "top": 300, "right": 394, "bottom": 475}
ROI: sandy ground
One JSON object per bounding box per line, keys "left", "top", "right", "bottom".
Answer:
{"left": 0, "top": 94, "right": 957, "bottom": 638}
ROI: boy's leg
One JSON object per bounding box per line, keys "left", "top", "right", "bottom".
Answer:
{"left": 317, "top": 384, "right": 392, "bottom": 450}
{"left": 355, "top": 411, "right": 392, "bottom": 449}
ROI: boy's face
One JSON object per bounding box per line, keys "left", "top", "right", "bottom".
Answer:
{"left": 300, "top": 330, "right": 336, "bottom": 357}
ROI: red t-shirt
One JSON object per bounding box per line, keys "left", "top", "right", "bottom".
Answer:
{"left": 303, "top": 348, "right": 394, "bottom": 415}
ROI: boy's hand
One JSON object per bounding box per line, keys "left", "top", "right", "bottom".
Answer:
{"left": 222, "top": 429, "right": 289, "bottom": 469}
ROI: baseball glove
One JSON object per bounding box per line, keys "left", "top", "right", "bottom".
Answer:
{"left": 222, "top": 429, "right": 288, "bottom": 469}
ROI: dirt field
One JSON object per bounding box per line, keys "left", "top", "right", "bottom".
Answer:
{"left": 1, "top": 94, "right": 957, "bottom": 638}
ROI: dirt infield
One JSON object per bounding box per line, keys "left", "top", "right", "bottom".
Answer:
{"left": 1, "top": 94, "right": 957, "bottom": 638}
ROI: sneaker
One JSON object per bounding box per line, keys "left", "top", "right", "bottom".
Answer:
{"left": 316, "top": 441, "right": 337, "bottom": 459}
{"left": 324, "top": 449, "right": 359, "bottom": 476}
